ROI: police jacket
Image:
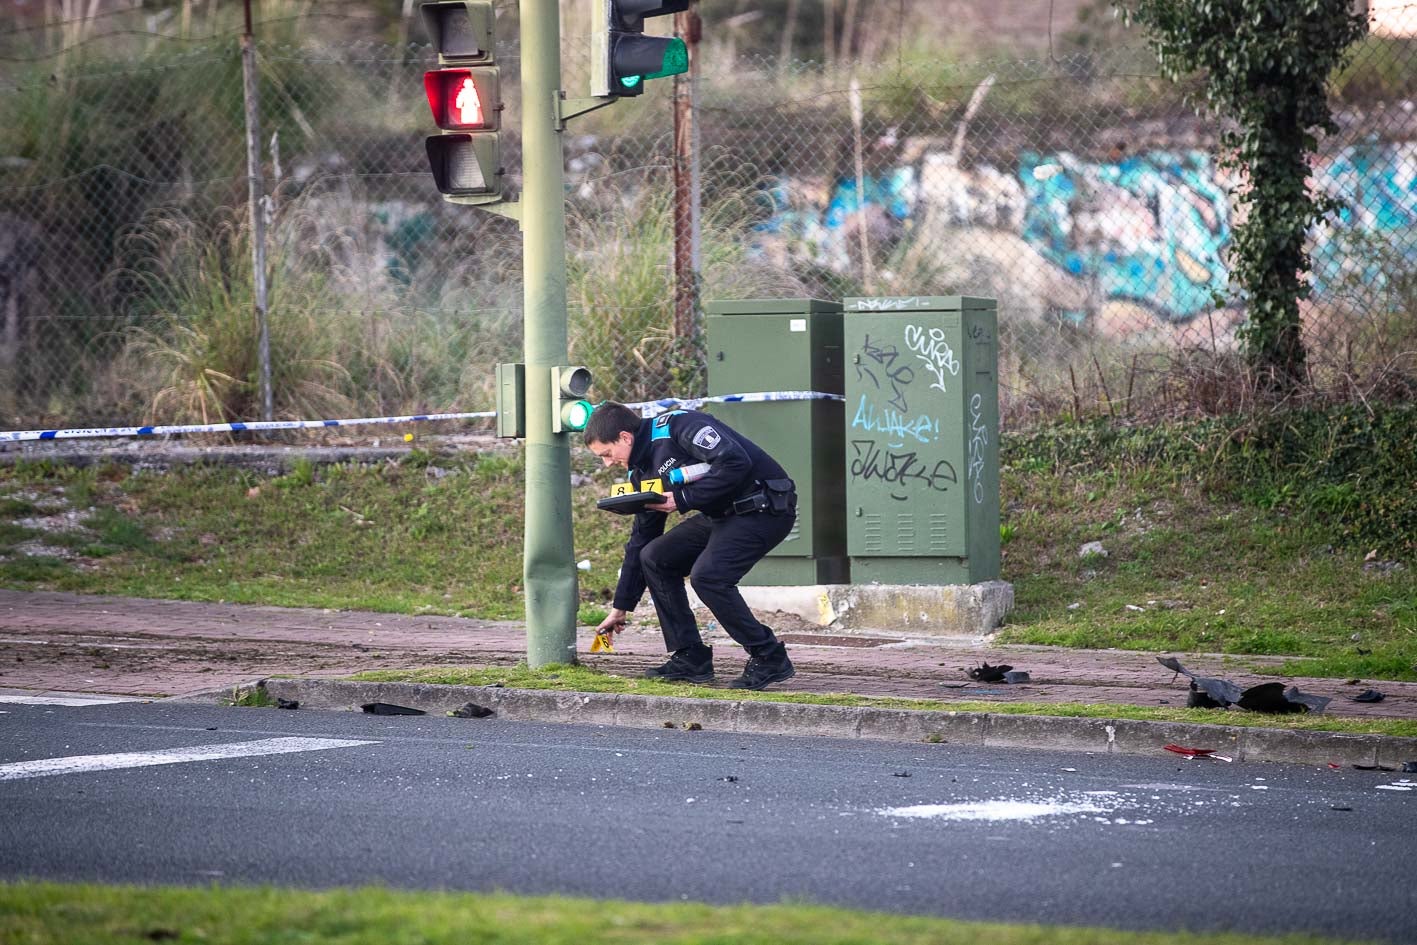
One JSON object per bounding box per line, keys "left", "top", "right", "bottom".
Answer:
{"left": 611, "top": 409, "right": 789, "bottom": 613}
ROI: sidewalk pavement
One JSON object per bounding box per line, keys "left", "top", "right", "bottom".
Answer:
{"left": 3, "top": 588, "right": 1415, "bottom": 767}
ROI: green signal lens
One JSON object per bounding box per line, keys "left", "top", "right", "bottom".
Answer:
{"left": 619, "top": 75, "right": 643, "bottom": 89}
{"left": 561, "top": 400, "right": 593, "bottom": 432}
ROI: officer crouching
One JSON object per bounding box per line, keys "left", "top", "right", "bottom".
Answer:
{"left": 583, "top": 402, "right": 797, "bottom": 690}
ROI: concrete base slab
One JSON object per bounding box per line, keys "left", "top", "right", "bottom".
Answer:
{"left": 692, "top": 580, "right": 1014, "bottom": 637}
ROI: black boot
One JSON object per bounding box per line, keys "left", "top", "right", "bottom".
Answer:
{"left": 728, "top": 641, "right": 795, "bottom": 690}
{"left": 643, "top": 644, "right": 714, "bottom": 683}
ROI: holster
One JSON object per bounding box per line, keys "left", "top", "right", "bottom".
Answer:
{"left": 761, "top": 478, "right": 796, "bottom": 515}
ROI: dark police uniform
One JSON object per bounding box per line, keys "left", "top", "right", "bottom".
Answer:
{"left": 611, "top": 409, "right": 796, "bottom": 656}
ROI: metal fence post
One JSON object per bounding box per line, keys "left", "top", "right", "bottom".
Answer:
{"left": 241, "top": 0, "right": 273, "bottom": 422}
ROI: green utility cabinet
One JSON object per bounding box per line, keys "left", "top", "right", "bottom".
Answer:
{"left": 705, "top": 299, "right": 849, "bottom": 585}
{"left": 843, "top": 296, "right": 1000, "bottom": 584}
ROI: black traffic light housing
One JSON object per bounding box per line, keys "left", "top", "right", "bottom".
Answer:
{"left": 591, "top": 0, "right": 692, "bottom": 98}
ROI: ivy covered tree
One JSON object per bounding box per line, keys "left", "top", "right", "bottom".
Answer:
{"left": 1122, "top": 0, "right": 1367, "bottom": 391}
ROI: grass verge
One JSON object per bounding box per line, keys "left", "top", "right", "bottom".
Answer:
{"left": 1, "top": 405, "right": 1413, "bottom": 682}
{"left": 0, "top": 881, "right": 1369, "bottom": 945}
{"left": 348, "top": 664, "right": 1417, "bottom": 739}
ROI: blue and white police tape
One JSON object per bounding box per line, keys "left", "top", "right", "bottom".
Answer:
{"left": 626, "top": 391, "right": 845, "bottom": 416}
{"left": 0, "top": 411, "right": 496, "bottom": 444}
{"left": 0, "top": 391, "right": 844, "bottom": 443}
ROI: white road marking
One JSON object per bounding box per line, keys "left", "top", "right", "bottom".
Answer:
{"left": 0, "top": 736, "right": 376, "bottom": 781}
{"left": 0, "top": 694, "right": 146, "bottom": 707}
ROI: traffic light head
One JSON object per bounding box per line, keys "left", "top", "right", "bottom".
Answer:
{"left": 419, "top": 1, "right": 503, "bottom": 200}
{"left": 552, "top": 366, "right": 594, "bottom": 433}
{"left": 591, "top": 0, "right": 692, "bottom": 98}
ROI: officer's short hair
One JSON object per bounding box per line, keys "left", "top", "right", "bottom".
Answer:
{"left": 583, "top": 402, "right": 640, "bottom": 445}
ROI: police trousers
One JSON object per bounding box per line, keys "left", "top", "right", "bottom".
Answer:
{"left": 638, "top": 508, "right": 795, "bottom": 654}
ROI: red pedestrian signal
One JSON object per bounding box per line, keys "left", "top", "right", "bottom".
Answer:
{"left": 423, "top": 69, "right": 499, "bottom": 131}
{"left": 418, "top": 1, "right": 504, "bottom": 200}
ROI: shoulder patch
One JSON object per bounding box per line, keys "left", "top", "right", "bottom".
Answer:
{"left": 651, "top": 410, "right": 684, "bottom": 441}
{"left": 692, "top": 425, "right": 722, "bottom": 450}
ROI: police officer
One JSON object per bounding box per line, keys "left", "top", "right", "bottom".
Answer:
{"left": 583, "top": 401, "right": 797, "bottom": 690}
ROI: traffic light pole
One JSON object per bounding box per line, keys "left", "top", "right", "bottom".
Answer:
{"left": 520, "top": 0, "right": 579, "bottom": 668}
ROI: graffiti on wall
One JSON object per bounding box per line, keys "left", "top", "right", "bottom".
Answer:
{"left": 751, "top": 141, "right": 1417, "bottom": 330}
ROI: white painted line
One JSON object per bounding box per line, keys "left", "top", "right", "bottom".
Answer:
{"left": 0, "top": 695, "right": 147, "bottom": 707}
{"left": 0, "top": 736, "right": 376, "bottom": 781}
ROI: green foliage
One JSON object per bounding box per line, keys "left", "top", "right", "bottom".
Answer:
{"left": 0, "top": 878, "right": 1379, "bottom": 945}
{"left": 566, "top": 163, "right": 806, "bottom": 402}
{"left": 1121, "top": 0, "right": 1368, "bottom": 389}
{"left": 1006, "top": 404, "right": 1417, "bottom": 559}
{"left": 1220, "top": 405, "right": 1417, "bottom": 559}
{"left": 229, "top": 684, "right": 277, "bottom": 708}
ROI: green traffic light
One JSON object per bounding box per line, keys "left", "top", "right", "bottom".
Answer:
{"left": 644, "top": 37, "right": 687, "bottom": 79}
{"left": 620, "top": 75, "right": 643, "bottom": 89}
{"left": 561, "top": 399, "right": 594, "bottom": 431}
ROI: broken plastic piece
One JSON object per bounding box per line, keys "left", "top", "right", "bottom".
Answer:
{"left": 968, "top": 662, "right": 1013, "bottom": 682}
{"left": 1238, "top": 682, "right": 1308, "bottom": 714}
{"left": 276, "top": 698, "right": 299, "bottom": 710}
{"left": 1164, "top": 744, "right": 1217, "bottom": 758}
{"left": 1352, "top": 689, "right": 1385, "bottom": 703}
{"left": 448, "top": 702, "right": 494, "bottom": 719}
{"left": 361, "top": 702, "right": 425, "bottom": 716}
{"left": 1159, "top": 655, "right": 1243, "bottom": 706}
{"left": 1237, "top": 682, "right": 1331, "bottom": 715}
{"left": 1002, "top": 670, "right": 1031, "bottom": 684}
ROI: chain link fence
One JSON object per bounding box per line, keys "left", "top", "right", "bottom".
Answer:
{"left": 1, "top": 5, "right": 1414, "bottom": 433}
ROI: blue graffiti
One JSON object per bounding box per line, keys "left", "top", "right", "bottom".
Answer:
{"left": 749, "top": 141, "right": 1416, "bottom": 325}
{"left": 1311, "top": 141, "right": 1417, "bottom": 298}
{"left": 1019, "top": 149, "right": 1232, "bottom": 323}
{"left": 851, "top": 394, "right": 939, "bottom": 446}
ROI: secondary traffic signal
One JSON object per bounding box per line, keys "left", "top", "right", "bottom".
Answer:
{"left": 420, "top": 0, "right": 505, "bottom": 199}
{"left": 551, "top": 366, "right": 594, "bottom": 433}
{"left": 591, "top": 0, "right": 691, "bottom": 98}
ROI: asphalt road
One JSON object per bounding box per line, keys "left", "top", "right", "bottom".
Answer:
{"left": 2, "top": 698, "right": 1414, "bottom": 942}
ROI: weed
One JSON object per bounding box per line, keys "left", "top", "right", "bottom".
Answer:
{"left": 0, "top": 498, "right": 38, "bottom": 518}
{"left": 229, "top": 685, "right": 275, "bottom": 708}
{"left": 0, "top": 556, "right": 72, "bottom": 582}
{"left": 278, "top": 458, "right": 317, "bottom": 489}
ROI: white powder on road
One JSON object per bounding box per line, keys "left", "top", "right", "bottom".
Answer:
{"left": 877, "top": 799, "right": 1109, "bottom": 822}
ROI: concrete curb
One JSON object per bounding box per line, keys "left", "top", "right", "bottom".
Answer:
{"left": 252, "top": 678, "right": 1417, "bottom": 769}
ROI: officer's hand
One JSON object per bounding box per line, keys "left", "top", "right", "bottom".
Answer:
{"left": 596, "top": 608, "right": 628, "bottom": 635}
{"left": 646, "top": 492, "right": 677, "bottom": 513}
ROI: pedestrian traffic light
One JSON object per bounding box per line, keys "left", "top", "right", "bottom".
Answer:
{"left": 551, "top": 366, "right": 594, "bottom": 433}
{"left": 420, "top": 0, "right": 505, "bottom": 199}
{"left": 590, "top": 0, "right": 692, "bottom": 98}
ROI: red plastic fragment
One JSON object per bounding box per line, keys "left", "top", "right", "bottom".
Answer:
{"left": 1164, "top": 744, "right": 1216, "bottom": 757}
